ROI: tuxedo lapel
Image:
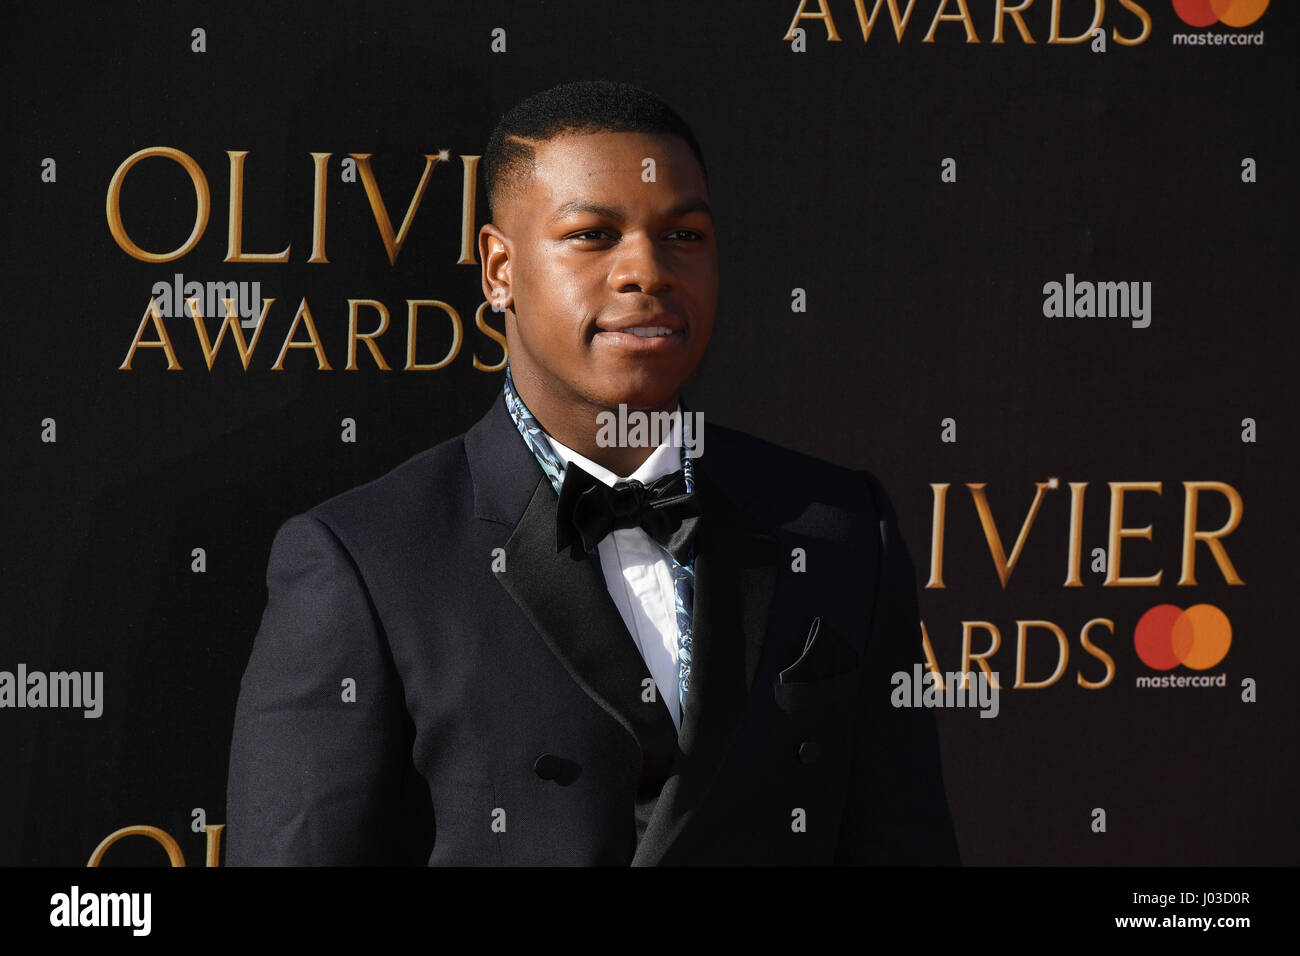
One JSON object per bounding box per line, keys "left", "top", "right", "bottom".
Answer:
{"left": 468, "top": 394, "right": 679, "bottom": 767}
{"left": 632, "top": 462, "right": 785, "bottom": 866}
{"left": 494, "top": 477, "right": 681, "bottom": 762}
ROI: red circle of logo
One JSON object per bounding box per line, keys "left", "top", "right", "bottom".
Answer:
{"left": 1133, "top": 604, "right": 1232, "bottom": 671}
{"left": 1172, "top": 0, "right": 1269, "bottom": 28}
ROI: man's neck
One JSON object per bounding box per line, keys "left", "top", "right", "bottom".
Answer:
{"left": 511, "top": 367, "right": 678, "bottom": 478}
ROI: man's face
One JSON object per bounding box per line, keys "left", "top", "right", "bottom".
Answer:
{"left": 481, "top": 130, "right": 717, "bottom": 415}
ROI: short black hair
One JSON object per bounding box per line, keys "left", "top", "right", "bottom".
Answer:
{"left": 482, "top": 79, "right": 708, "bottom": 222}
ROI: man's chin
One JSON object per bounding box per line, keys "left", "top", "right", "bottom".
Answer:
{"left": 588, "top": 370, "right": 687, "bottom": 413}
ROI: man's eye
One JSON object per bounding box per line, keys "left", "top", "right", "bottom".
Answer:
{"left": 566, "top": 229, "right": 702, "bottom": 242}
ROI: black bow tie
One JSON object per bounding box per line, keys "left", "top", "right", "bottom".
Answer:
{"left": 555, "top": 462, "right": 702, "bottom": 563}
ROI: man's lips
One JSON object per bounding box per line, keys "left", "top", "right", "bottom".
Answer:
{"left": 593, "top": 313, "right": 687, "bottom": 351}
{"left": 595, "top": 313, "right": 685, "bottom": 334}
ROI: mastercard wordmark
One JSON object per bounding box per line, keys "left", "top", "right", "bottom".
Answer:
{"left": 1172, "top": 0, "right": 1270, "bottom": 28}
{"left": 1134, "top": 604, "right": 1232, "bottom": 671}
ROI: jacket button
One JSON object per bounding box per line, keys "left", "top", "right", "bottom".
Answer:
{"left": 797, "top": 741, "right": 821, "bottom": 765}
{"left": 533, "top": 752, "right": 562, "bottom": 780}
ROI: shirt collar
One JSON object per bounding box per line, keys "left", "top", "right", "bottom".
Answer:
{"left": 544, "top": 406, "right": 684, "bottom": 488}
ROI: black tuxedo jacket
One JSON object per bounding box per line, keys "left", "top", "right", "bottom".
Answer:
{"left": 225, "top": 393, "right": 960, "bottom": 865}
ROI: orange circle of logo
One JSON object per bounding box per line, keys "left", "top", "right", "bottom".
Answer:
{"left": 1134, "top": 604, "right": 1232, "bottom": 671}
{"left": 1172, "top": 0, "right": 1269, "bottom": 28}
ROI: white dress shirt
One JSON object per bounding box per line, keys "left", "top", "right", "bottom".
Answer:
{"left": 544, "top": 413, "right": 688, "bottom": 730}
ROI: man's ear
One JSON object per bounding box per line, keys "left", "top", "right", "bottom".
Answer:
{"left": 479, "top": 223, "right": 513, "bottom": 314}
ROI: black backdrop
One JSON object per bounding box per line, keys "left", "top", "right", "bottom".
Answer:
{"left": 3, "top": 0, "right": 1296, "bottom": 867}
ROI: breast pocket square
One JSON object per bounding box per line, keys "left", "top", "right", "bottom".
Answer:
{"left": 779, "top": 616, "right": 860, "bottom": 683}
{"left": 773, "top": 616, "right": 862, "bottom": 721}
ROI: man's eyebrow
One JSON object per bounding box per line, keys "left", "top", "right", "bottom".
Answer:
{"left": 547, "top": 198, "right": 713, "bottom": 224}
{"left": 666, "top": 198, "right": 713, "bottom": 219}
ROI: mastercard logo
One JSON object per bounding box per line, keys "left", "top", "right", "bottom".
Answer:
{"left": 1134, "top": 604, "right": 1232, "bottom": 671}
{"left": 1172, "top": 0, "right": 1269, "bottom": 27}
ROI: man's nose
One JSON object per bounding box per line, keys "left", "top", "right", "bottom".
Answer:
{"left": 609, "top": 232, "right": 671, "bottom": 294}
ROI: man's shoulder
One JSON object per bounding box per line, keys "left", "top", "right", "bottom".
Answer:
{"left": 294, "top": 427, "right": 475, "bottom": 546}
{"left": 270, "top": 407, "right": 902, "bottom": 548}
{"left": 701, "top": 419, "right": 895, "bottom": 529}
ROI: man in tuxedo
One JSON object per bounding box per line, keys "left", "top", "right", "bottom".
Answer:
{"left": 225, "top": 79, "right": 960, "bottom": 865}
